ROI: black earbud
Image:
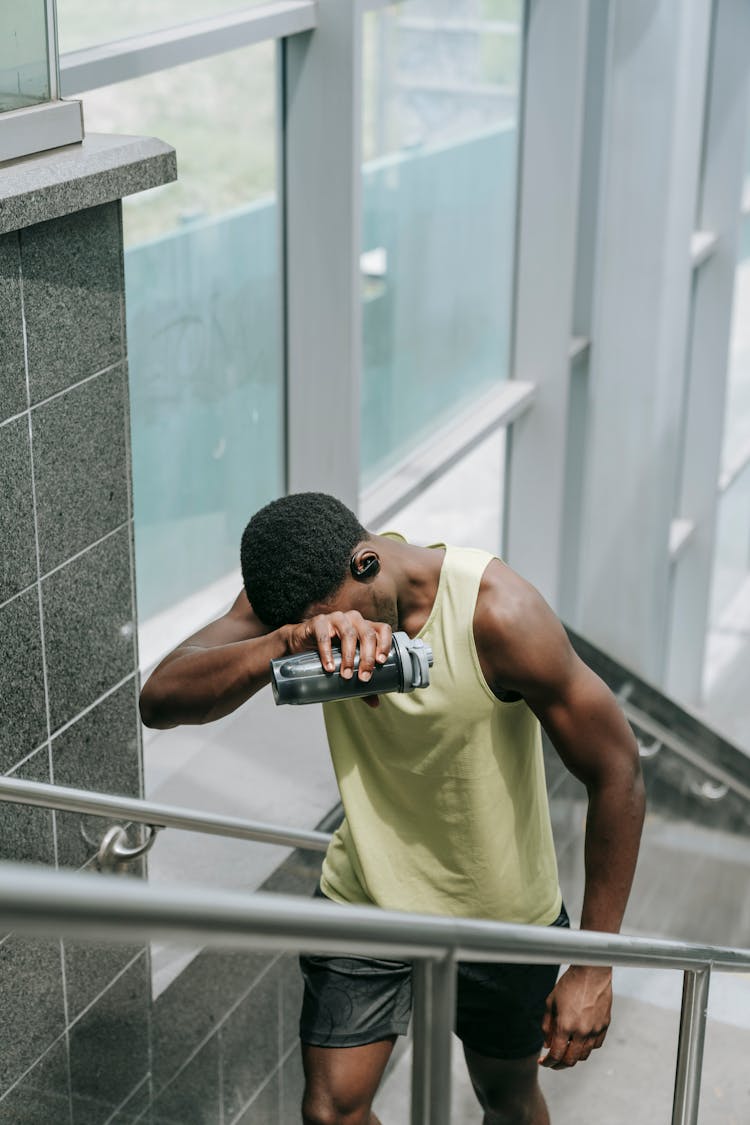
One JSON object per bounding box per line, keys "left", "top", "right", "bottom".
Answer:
{"left": 350, "top": 553, "right": 380, "bottom": 581}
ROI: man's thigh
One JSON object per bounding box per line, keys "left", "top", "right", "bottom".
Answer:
{"left": 299, "top": 953, "right": 412, "bottom": 1049}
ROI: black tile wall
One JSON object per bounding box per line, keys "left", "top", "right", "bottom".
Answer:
{"left": 151, "top": 1037, "right": 221, "bottom": 1125}
{"left": 0, "top": 936, "right": 67, "bottom": 1091}
{"left": 63, "top": 941, "right": 146, "bottom": 1026}
{"left": 0, "top": 588, "right": 47, "bottom": 772}
{"left": 109, "top": 1078, "right": 152, "bottom": 1125}
{"left": 32, "top": 365, "right": 130, "bottom": 573}
{"left": 69, "top": 955, "right": 150, "bottom": 1124}
{"left": 51, "top": 679, "right": 141, "bottom": 870}
{"left": 2, "top": 748, "right": 55, "bottom": 867}
{"left": 20, "top": 204, "right": 124, "bottom": 405}
{"left": 0, "top": 232, "right": 26, "bottom": 425}
{"left": 220, "top": 959, "right": 283, "bottom": 1123}
{"left": 42, "top": 527, "right": 136, "bottom": 733}
{"left": 151, "top": 949, "right": 275, "bottom": 1094}
{"left": 234, "top": 1068, "right": 281, "bottom": 1125}
{"left": 0, "top": 416, "right": 36, "bottom": 603}
{"left": 279, "top": 1046, "right": 305, "bottom": 1125}
{"left": 1, "top": 198, "right": 149, "bottom": 1125}
{"left": 0, "top": 1037, "right": 71, "bottom": 1125}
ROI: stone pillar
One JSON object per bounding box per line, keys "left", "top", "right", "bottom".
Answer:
{"left": 0, "top": 133, "right": 175, "bottom": 1120}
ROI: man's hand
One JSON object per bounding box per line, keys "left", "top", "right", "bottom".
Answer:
{"left": 282, "top": 611, "right": 392, "bottom": 704}
{"left": 539, "top": 965, "right": 612, "bottom": 1069}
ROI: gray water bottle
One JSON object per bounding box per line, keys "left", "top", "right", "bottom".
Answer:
{"left": 270, "top": 631, "right": 433, "bottom": 705}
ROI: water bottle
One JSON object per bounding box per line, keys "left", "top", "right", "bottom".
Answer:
{"left": 270, "top": 632, "right": 433, "bottom": 705}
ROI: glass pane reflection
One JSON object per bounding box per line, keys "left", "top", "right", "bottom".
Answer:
{"left": 361, "top": 0, "right": 524, "bottom": 484}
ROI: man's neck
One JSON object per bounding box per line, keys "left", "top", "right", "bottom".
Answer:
{"left": 378, "top": 538, "right": 446, "bottom": 637}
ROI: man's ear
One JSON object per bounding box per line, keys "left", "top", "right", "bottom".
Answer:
{"left": 350, "top": 550, "right": 381, "bottom": 582}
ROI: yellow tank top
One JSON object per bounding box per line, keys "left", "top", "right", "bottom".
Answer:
{"left": 320, "top": 541, "right": 562, "bottom": 925}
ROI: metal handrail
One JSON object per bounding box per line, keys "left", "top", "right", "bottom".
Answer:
{"left": 0, "top": 775, "right": 331, "bottom": 853}
{"left": 0, "top": 862, "right": 746, "bottom": 1125}
{"left": 619, "top": 694, "right": 750, "bottom": 805}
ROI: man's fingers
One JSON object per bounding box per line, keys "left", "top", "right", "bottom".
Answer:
{"left": 540, "top": 1030, "right": 605, "bottom": 1070}
{"left": 538, "top": 1027, "right": 573, "bottom": 1069}
{"left": 334, "top": 613, "right": 359, "bottom": 678}
{"left": 361, "top": 694, "right": 381, "bottom": 709}
{"left": 356, "top": 626, "right": 379, "bottom": 682}
{"left": 312, "top": 617, "right": 335, "bottom": 672}
{"left": 375, "top": 623, "right": 393, "bottom": 663}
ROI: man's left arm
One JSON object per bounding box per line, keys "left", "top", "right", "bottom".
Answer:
{"left": 475, "top": 565, "right": 646, "bottom": 1069}
{"left": 529, "top": 660, "right": 645, "bottom": 1069}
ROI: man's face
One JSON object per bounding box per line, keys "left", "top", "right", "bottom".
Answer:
{"left": 304, "top": 576, "right": 399, "bottom": 632}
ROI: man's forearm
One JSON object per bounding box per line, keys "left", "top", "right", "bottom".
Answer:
{"left": 139, "top": 630, "right": 289, "bottom": 729}
{"left": 579, "top": 764, "right": 646, "bottom": 934}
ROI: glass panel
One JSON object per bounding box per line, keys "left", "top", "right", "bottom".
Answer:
{"left": 0, "top": 3, "right": 51, "bottom": 112}
{"left": 361, "top": 0, "right": 524, "bottom": 483}
{"left": 81, "top": 41, "right": 282, "bottom": 627}
{"left": 719, "top": 215, "right": 750, "bottom": 473}
{"left": 57, "top": 0, "right": 274, "bottom": 54}
{"left": 377, "top": 429, "right": 506, "bottom": 554}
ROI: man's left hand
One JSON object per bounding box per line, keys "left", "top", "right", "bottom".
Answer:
{"left": 538, "top": 965, "right": 612, "bottom": 1069}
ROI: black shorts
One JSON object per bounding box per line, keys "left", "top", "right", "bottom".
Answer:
{"left": 299, "top": 897, "right": 569, "bottom": 1060}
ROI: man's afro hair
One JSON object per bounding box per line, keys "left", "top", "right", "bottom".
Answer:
{"left": 240, "top": 492, "right": 368, "bottom": 629}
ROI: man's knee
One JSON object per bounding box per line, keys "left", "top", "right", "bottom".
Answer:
{"left": 466, "top": 1051, "right": 545, "bottom": 1125}
{"left": 301, "top": 1088, "right": 374, "bottom": 1125}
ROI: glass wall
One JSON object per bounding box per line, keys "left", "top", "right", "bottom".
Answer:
{"left": 57, "top": 0, "right": 272, "bottom": 53}
{"left": 361, "top": 0, "right": 523, "bottom": 484}
{"left": 0, "top": 4, "right": 51, "bottom": 111}
{"left": 81, "top": 42, "right": 283, "bottom": 628}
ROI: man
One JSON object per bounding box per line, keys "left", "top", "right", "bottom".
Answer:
{"left": 140, "top": 492, "right": 645, "bottom": 1125}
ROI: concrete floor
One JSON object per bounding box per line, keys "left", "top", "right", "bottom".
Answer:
{"left": 373, "top": 978, "right": 750, "bottom": 1125}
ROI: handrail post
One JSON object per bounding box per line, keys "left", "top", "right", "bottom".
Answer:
{"left": 411, "top": 952, "right": 456, "bottom": 1125}
{"left": 671, "top": 966, "right": 711, "bottom": 1125}
{"left": 430, "top": 952, "right": 456, "bottom": 1125}
{"left": 411, "top": 960, "right": 431, "bottom": 1125}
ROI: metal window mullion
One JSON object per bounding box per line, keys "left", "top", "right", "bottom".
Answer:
{"left": 503, "top": 0, "right": 590, "bottom": 608}
{"left": 283, "top": 0, "right": 363, "bottom": 506}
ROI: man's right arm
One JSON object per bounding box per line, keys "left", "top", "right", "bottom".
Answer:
{"left": 139, "top": 592, "right": 392, "bottom": 729}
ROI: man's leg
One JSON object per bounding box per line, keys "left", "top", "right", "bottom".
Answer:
{"left": 463, "top": 1046, "right": 550, "bottom": 1125}
{"left": 301, "top": 1037, "right": 396, "bottom": 1125}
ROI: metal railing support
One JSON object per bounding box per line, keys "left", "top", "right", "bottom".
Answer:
{"left": 411, "top": 961, "right": 431, "bottom": 1125}
{"left": 429, "top": 954, "right": 456, "bottom": 1125}
{"left": 671, "top": 967, "right": 711, "bottom": 1125}
{"left": 410, "top": 954, "right": 456, "bottom": 1125}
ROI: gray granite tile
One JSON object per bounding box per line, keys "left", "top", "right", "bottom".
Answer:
{"left": 0, "top": 936, "right": 66, "bottom": 1090}
{"left": 234, "top": 1068, "right": 281, "bottom": 1125}
{"left": 21, "top": 203, "right": 124, "bottom": 404}
{"left": 0, "top": 134, "right": 176, "bottom": 237}
{"left": 2, "top": 747, "right": 54, "bottom": 866}
{"left": 69, "top": 954, "right": 149, "bottom": 1123}
{"left": 51, "top": 679, "right": 141, "bottom": 870}
{"left": 109, "top": 1077, "right": 151, "bottom": 1125}
{"left": 63, "top": 942, "right": 146, "bottom": 1025}
{"left": 32, "top": 365, "right": 129, "bottom": 573}
{"left": 0, "top": 587, "right": 47, "bottom": 772}
{"left": 279, "top": 1046, "right": 305, "bottom": 1125}
{"left": 151, "top": 1037, "right": 221, "bottom": 1125}
{"left": 0, "top": 233, "right": 26, "bottom": 425}
{"left": 279, "top": 954, "right": 303, "bottom": 1055}
{"left": 0, "top": 1037, "right": 71, "bottom": 1125}
{"left": 0, "top": 416, "right": 37, "bottom": 604}
{"left": 221, "top": 959, "right": 282, "bottom": 1122}
{"left": 42, "top": 527, "right": 135, "bottom": 732}
{"left": 151, "top": 949, "right": 275, "bottom": 1093}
